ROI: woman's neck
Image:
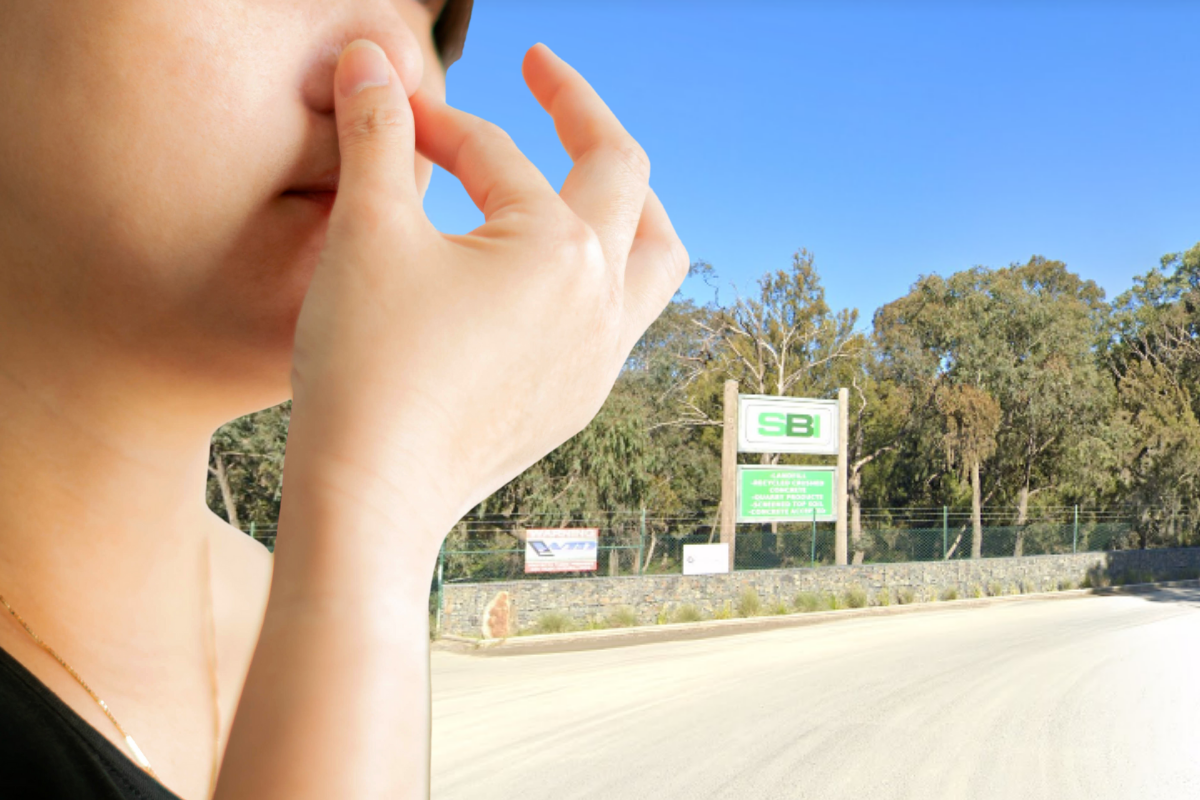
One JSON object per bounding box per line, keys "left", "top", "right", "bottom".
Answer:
{"left": 0, "top": 351, "right": 233, "bottom": 656}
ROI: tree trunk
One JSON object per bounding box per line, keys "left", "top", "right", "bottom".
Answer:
{"left": 211, "top": 451, "right": 240, "bottom": 530}
{"left": 641, "top": 530, "right": 658, "bottom": 573}
{"left": 849, "top": 467, "right": 863, "bottom": 556}
{"left": 971, "top": 458, "right": 983, "bottom": 559}
{"left": 707, "top": 501, "right": 721, "bottom": 544}
{"left": 1013, "top": 483, "right": 1029, "bottom": 557}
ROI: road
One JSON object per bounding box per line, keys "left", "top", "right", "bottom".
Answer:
{"left": 430, "top": 586, "right": 1200, "bottom": 800}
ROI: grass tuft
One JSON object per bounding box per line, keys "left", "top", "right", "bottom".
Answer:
{"left": 737, "top": 587, "right": 763, "bottom": 617}
{"left": 795, "top": 591, "right": 824, "bottom": 612}
{"left": 534, "top": 611, "right": 576, "bottom": 635}
{"left": 671, "top": 604, "right": 704, "bottom": 624}
{"left": 606, "top": 606, "right": 639, "bottom": 628}
{"left": 896, "top": 587, "right": 917, "bottom": 605}
{"left": 940, "top": 586, "right": 960, "bottom": 602}
{"left": 844, "top": 586, "right": 868, "bottom": 608}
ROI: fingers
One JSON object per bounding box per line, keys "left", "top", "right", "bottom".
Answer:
{"left": 410, "top": 90, "right": 562, "bottom": 223}
{"left": 522, "top": 44, "right": 649, "bottom": 269}
{"left": 619, "top": 187, "right": 690, "bottom": 355}
{"left": 331, "top": 40, "right": 424, "bottom": 229}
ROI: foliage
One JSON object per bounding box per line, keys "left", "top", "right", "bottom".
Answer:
{"left": 844, "top": 586, "right": 868, "bottom": 608}
{"left": 533, "top": 612, "right": 575, "bottom": 635}
{"left": 207, "top": 243, "right": 1200, "bottom": 561}
{"left": 606, "top": 606, "right": 639, "bottom": 628}
{"left": 736, "top": 586, "right": 763, "bottom": 617}
{"left": 671, "top": 604, "right": 704, "bottom": 623}
{"left": 794, "top": 592, "right": 824, "bottom": 612}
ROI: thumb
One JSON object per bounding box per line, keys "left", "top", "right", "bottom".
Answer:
{"left": 333, "top": 39, "right": 422, "bottom": 221}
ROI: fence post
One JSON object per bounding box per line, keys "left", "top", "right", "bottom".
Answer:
{"left": 638, "top": 506, "right": 646, "bottom": 575}
{"left": 1073, "top": 505, "right": 1079, "bottom": 554}
{"left": 811, "top": 508, "right": 817, "bottom": 568}
{"left": 435, "top": 540, "right": 445, "bottom": 638}
{"left": 942, "top": 506, "right": 948, "bottom": 559}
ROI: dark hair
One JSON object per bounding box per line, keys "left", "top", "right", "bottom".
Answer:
{"left": 434, "top": 0, "right": 473, "bottom": 69}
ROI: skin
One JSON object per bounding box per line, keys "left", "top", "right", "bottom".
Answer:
{"left": 0, "top": 1, "right": 686, "bottom": 799}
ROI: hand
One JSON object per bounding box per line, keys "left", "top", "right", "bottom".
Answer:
{"left": 287, "top": 39, "right": 688, "bottom": 539}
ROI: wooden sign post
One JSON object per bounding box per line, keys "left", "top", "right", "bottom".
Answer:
{"left": 720, "top": 380, "right": 739, "bottom": 572}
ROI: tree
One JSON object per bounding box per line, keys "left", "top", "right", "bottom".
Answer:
{"left": 1104, "top": 243, "right": 1200, "bottom": 546}
{"left": 207, "top": 401, "right": 291, "bottom": 531}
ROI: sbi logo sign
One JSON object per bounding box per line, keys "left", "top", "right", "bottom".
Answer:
{"left": 756, "top": 412, "right": 820, "bottom": 438}
{"left": 737, "top": 395, "right": 839, "bottom": 455}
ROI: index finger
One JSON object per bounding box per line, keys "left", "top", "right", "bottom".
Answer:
{"left": 410, "top": 89, "right": 562, "bottom": 224}
{"left": 522, "top": 44, "right": 650, "bottom": 269}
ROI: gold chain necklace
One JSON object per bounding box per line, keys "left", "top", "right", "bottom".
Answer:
{"left": 0, "top": 537, "right": 220, "bottom": 798}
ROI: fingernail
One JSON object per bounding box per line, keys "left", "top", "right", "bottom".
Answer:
{"left": 337, "top": 39, "right": 392, "bottom": 98}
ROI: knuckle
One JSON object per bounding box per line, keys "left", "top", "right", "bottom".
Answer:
{"left": 670, "top": 240, "right": 690, "bottom": 280}
{"left": 340, "top": 104, "right": 411, "bottom": 147}
{"left": 604, "top": 139, "right": 651, "bottom": 182}
{"left": 544, "top": 212, "right": 594, "bottom": 256}
{"left": 467, "top": 118, "right": 513, "bottom": 154}
{"left": 331, "top": 187, "right": 403, "bottom": 237}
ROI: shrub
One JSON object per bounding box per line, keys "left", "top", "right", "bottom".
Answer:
{"left": 986, "top": 582, "right": 1005, "bottom": 597}
{"left": 671, "top": 604, "right": 704, "bottom": 624}
{"left": 606, "top": 606, "right": 639, "bottom": 628}
{"left": 940, "top": 586, "right": 960, "bottom": 602}
{"left": 795, "top": 591, "right": 824, "bottom": 612}
{"left": 896, "top": 587, "right": 916, "bottom": 605}
{"left": 844, "top": 586, "right": 868, "bottom": 608}
{"left": 874, "top": 588, "right": 892, "bottom": 607}
{"left": 969, "top": 584, "right": 985, "bottom": 599}
{"left": 712, "top": 600, "right": 734, "bottom": 620}
{"left": 737, "top": 587, "right": 763, "bottom": 617}
{"left": 1057, "top": 578, "right": 1077, "bottom": 592}
{"left": 534, "top": 611, "right": 575, "bottom": 635}
{"left": 768, "top": 600, "right": 791, "bottom": 616}
{"left": 827, "top": 592, "right": 844, "bottom": 610}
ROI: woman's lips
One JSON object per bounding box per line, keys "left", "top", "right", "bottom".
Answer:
{"left": 286, "top": 190, "right": 336, "bottom": 212}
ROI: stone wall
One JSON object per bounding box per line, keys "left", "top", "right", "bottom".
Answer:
{"left": 439, "top": 547, "right": 1200, "bottom": 638}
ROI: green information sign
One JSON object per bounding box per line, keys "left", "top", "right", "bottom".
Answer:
{"left": 737, "top": 466, "right": 836, "bottom": 523}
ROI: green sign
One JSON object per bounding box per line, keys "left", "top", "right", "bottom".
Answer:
{"left": 737, "top": 466, "right": 836, "bottom": 522}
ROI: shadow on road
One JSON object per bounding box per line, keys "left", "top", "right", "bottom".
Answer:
{"left": 1102, "top": 584, "right": 1200, "bottom": 609}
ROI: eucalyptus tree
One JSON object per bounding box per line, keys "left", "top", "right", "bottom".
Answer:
{"left": 207, "top": 400, "right": 291, "bottom": 530}
{"left": 982, "top": 258, "right": 1110, "bottom": 554}
{"left": 1105, "top": 243, "right": 1200, "bottom": 546}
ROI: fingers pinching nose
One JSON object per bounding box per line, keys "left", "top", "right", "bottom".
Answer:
{"left": 337, "top": 40, "right": 395, "bottom": 98}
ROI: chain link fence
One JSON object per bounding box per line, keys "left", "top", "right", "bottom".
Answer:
{"left": 239, "top": 506, "right": 1164, "bottom": 584}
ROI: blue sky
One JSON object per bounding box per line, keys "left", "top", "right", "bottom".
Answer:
{"left": 422, "top": 1, "right": 1200, "bottom": 327}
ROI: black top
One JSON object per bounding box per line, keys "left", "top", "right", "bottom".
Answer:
{"left": 0, "top": 644, "right": 181, "bottom": 800}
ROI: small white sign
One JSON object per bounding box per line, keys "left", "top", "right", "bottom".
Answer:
{"left": 737, "top": 394, "right": 839, "bottom": 455}
{"left": 524, "top": 528, "right": 599, "bottom": 573}
{"left": 683, "top": 543, "right": 730, "bottom": 575}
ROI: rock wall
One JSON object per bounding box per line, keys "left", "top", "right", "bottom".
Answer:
{"left": 439, "top": 547, "right": 1200, "bottom": 638}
